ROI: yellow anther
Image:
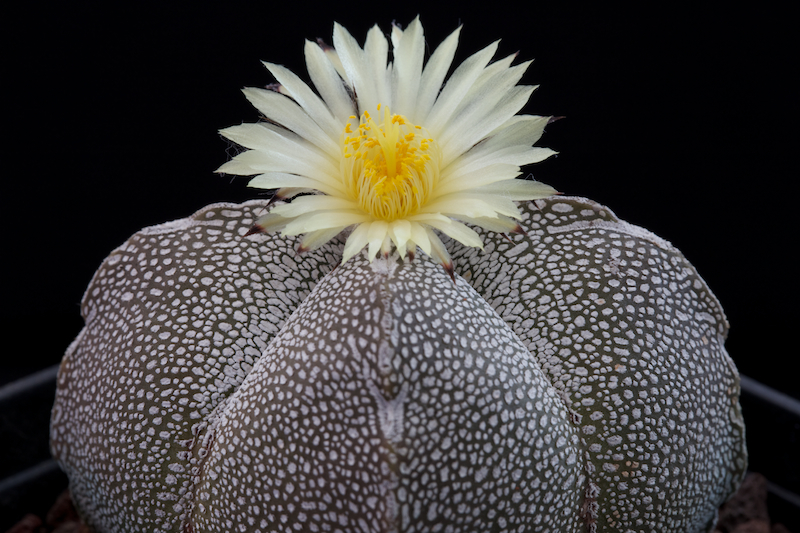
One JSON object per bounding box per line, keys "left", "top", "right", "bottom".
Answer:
{"left": 340, "top": 104, "right": 440, "bottom": 221}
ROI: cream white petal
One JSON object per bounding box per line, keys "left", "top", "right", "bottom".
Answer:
{"left": 276, "top": 187, "right": 313, "bottom": 200}
{"left": 474, "top": 53, "right": 518, "bottom": 84}
{"left": 441, "top": 115, "right": 553, "bottom": 176}
{"left": 270, "top": 195, "right": 359, "bottom": 217}
{"left": 262, "top": 61, "right": 342, "bottom": 141}
{"left": 390, "top": 23, "right": 403, "bottom": 48}
{"left": 388, "top": 219, "right": 412, "bottom": 258}
{"left": 367, "top": 220, "right": 390, "bottom": 258}
{"left": 299, "top": 226, "right": 347, "bottom": 252}
{"left": 431, "top": 192, "right": 521, "bottom": 219}
{"left": 219, "top": 122, "right": 322, "bottom": 158}
{"left": 405, "top": 212, "right": 452, "bottom": 224}
{"left": 323, "top": 44, "right": 347, "bottom": 81}
{"left": 408, "top": 221, "right": 431, "bottom": 256}
{"left": 247, "top": 173, "right": 344, "bottom": 197}
{"left": 217, "top": 149, "right": 338, "bottom": 180}
{"left": 470, "top": 179, "right": 558, "bottom": 201}
{"left": 391, "top": 17, "right": 424, "bottom": 117}
{"left": 434, "top": 163, "right": 521, "bottom": 197}
{"left": 414, "top": 26, "right": 461, "bottom": 124}
{"left": 364, "top": 25, "right": 392, "bottom": 108}
{"left": 486, "top": 114, "right": 550, "bottom": 149}
{"left": 252, "top": 212, "right": 290, "bottom": 233}
{"left": 455, "top": 54, "right": 521, "bottom": 108}
{"left": 425, "top": 228, "right": 453, "bottom": 268}
{"left": 341, "top": 222, "right": 371, "bottom": 264}
{"left": 419, "top": 196, "right": 516, "bottom": 220}
{"left": 219, "top": 124, "right": 339, "bottom": 179}
{"left": 234, "top": 150, "right": 339, "bottom": 190}
{"left": 283, "top": 211, "right": 370, "bottom": 236}
{"left": 441, "top": 86, "right": 535, "bottom": 166}
{"left": 437, "top": 60, "right": 530, "bottom": 150}
{"left": 390, "top": 219, "right": 412, "bottom": 244}
{"left": 304, "top": 40, "right": 355, "bottom": 123}
{"left": 424, "top": 40, "right": 499, "bottom": 136}
{"left": 424, "top": 218, "right": 484, "bottom": 249}
{"left": 441, "top": 145, "right": 556, "bottom": 180}
{"left": 242, "top": 87, "right": 340, "bottom": 159}
{"left": 215, "top": 152, "right": 263, "bottom": 176}
{"left": 521, "top": 146, "right": 557, "bottom": 164}
{"left": 333, "top": 23, "right": 380, "bottom": 115}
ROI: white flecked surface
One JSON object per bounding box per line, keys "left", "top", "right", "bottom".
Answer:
{"left": 51, "top": 197, "right": 746, "bottom": 532}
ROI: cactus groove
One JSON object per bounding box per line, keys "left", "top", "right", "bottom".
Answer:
{"left": 51, "top": 197, "right": 746, "bottom": 532}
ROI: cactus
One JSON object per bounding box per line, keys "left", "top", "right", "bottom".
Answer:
{"left": 51, "top": 196, "right": 746, "bottom": 532}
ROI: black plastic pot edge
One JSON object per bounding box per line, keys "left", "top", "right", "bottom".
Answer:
{"left": 0, "top": 364, "right": 59, "bottom": 403}
{"left": 740, "top": 375, "right": 800, "bottom": 419}
{"left": 0, "top": 462, "right": 68, "bottom": 529}
{"left": 1, "top": 366, "right": 799, "bottom": 530}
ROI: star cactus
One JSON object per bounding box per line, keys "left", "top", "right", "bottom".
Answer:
{"left": 51, "top": 198, "right": 746, "bottom": 532}
{"left": 50, "top": 18, "right": 746, "bottom": 533}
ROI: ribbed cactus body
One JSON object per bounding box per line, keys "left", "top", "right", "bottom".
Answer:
{"left": 51, "top": 197, "right": 746, "bottom": 532}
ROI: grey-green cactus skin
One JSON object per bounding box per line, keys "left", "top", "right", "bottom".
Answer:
{"left": 50, "top": 197, "right": 746, "bottom": 532}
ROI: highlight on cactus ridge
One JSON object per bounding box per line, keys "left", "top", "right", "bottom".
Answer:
{"left": 50, "top": 18, "right": 746, "bottom": 533}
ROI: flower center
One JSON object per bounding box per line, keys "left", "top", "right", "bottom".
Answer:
{"left": 342, "top": 105, "right": 440, "bottom": 221}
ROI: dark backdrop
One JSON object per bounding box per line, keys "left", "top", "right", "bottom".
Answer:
{"left": 4, "top": 3, "right": 795, "bottom": 401}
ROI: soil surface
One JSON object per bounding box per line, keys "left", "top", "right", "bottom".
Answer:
{"left": 5, "top": 472, "right": 794, "bottom": 533}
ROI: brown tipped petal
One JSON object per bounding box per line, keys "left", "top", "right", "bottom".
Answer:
{"left": 511, "top": 223, "right": 528, "bottom": 236}
{"left": 244, "top": 225, "right": 263, "bottom": 237}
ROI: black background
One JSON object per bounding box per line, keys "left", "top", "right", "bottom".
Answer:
{"left": 3, "top": 3, "right": 796, "bottom": 403}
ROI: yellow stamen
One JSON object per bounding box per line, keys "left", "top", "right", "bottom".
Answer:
{"left": 341, "top": 105, "right": 441, "bottom": 221}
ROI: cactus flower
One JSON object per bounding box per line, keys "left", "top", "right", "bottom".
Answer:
{"left": 216, "top": 17, "right": 557, "bottom": 277}
{"left": 50, "top": 19, "right": 746, "bottom": 533}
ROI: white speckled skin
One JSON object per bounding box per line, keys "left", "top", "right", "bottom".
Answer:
{"left": 51, "top": 197, "right": 746, "bottom": 532}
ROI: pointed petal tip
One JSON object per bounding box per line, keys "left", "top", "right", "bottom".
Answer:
{"left": 266, "top": 191, "right": 286, "bottom": 207}
{"left": 512, "top": 224, "right": 528, "bottom": 236}
{"left": 316, "top": 37, "right": 333, "bottom": 51}
{"left": 264, "top": 82, "right": 286, "bottom": 95}
{"left": 244, "top": 225, "right": 263, "bottom": 237}
{"left": 441, "top": 261, "right": 456, "bottom": 284}
{"left": 548, "top": 115, "right": 566, "bottom": 124}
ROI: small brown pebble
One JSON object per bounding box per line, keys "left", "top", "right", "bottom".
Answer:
{"left": 731, "top": 520, "right": 771, "bottom": 533}
{"left": 52, "top": 521, "right": 91, "bottom": 533}
{"left": 45, "top": 490, "right": 80, "bottom": 527}
{"left": 717, "top": 473, "right": 771, "bottom": 532}
{"left": 5, "top": 514, "right": 43, "bottom": 533}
